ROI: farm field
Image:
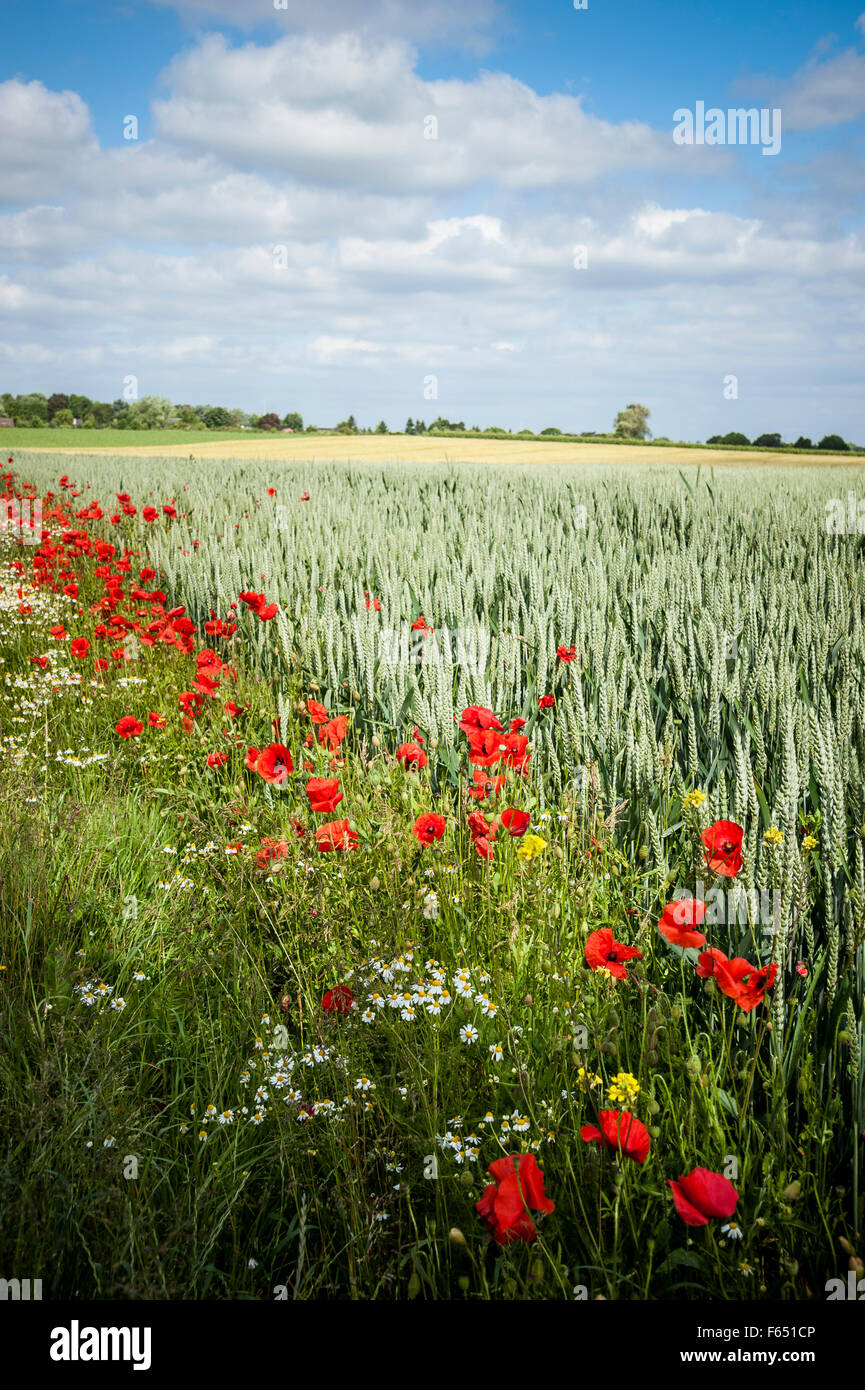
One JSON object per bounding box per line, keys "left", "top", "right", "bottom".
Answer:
{"left": 4, "top": 428, "right": 859, "bottom": 468}
{"left": 1, "top": 449, "right": 863, "bottom": 1302}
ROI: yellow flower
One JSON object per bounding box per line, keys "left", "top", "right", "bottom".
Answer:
{"left": 802, "top": 834, "right": 818, "bottom": 850}
{"left": 683, "top": 789, "right": 706, "bottom": 810}
{"left": 606, "top": 1071, "right": 641, "bottom": 1106}
{"left": 764, "top": 826, "right": 783, "bottom": 846}
{"left": 517, "top": 833, "right": 547, "bottom": 862}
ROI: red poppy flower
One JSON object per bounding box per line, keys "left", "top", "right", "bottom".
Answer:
{"left": 148, "top": 712, "right": 166, "bottom": 727}
{"left": 412, "top": 812, "right": 446, "bottom": 845}
{"left": 580, "top": 1110, "right": 651, "bottom": 1164}
{"left": 300, "top": 492, "right": 310, "bottom": 501}
{"left": 256, "top": 743, "right": 294, "bottom": 784}
{"left": 396, "top": 741, "right": 427, "bottom": 769}
{"left": 306, "top": 699, "right": 329, "bottom": 724}
{"left": 557, "top": 646, "right": 576, "bottom": 662}
{"left": 458, "top": 705, "right": 503, "bottom": 735}
{"left": 142, "top": 506, "right": 158, "bottom": 522}
{"left": 245, "top": 746, "right": 261, "bottom": 770}
{"left": 696, "top": 947, "right": 777, "bottom": 1012}
{"left": 701, "top": 819, "right": 744, "bottom": 877}
{"left": 315, "top": 820, "right": 358, "bottom": 852}
{"left": 322, "top": 985, "right": 354, "bottom": 1014}
{"left": 318, "top": 715, "right": 348, "bottom": 751}
{"left": 115, "top": 715, "right": 143, "bottom": 738}
{"left": 467, "top": 769, "right": 506, "bottom": 800}
{"left": 658, "top": 898, "right": 707, "bottom": 949}
{"left": 538, "top": 693, "right": 555, "bottom": 708}
{"left": 29, "top": 655, "right": 49, "bottom": 669}
{"left": 306, "top": 777, "right": 343, "bottom": 813}
{"left": 255, "top": 837, "right": 290, "bottom": 867}
{"left": 207, "top": 751, "right": 229, "bottom": 769}
{"left": 223, "top": 701, "right": 244, "bottom": 719}
{"left": 70, "top": 637, "right": 90, "bottom": 659}
{"left": 501, "top": 808, "right": 531, "bottom": 837}
{"left": 509, "top": 717, "right": 526, "bottom": 733}
{"left": 585, "top": 927, "right": 642, "bottom": 981}
{"left": 667, "top": 1168, "right": 739, "bottom": 1226}
{"left": 49, "top": 623, "right": 66, "bottom": 640}
{"left": 475, "top": 1153, "right": 555, "bottom": 1245}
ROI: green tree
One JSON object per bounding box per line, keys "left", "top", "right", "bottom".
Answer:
{"left": 336, "top": 415, "right": 358, "bottom": 434}
{"left": 721, "top": 431, "right": 750, "bottom": 446}
{"left": 68, "top": 394, "right": 92, "bottom": 420}
{"left": 53, "top": 408, "right": 74, "bottom": 427}
{"left": 282, "top": 411, "right": 303, "bottom": 431}
{"left": 255, "top": 413, "right": 281, "bottom": 431}
{"left": 405, "top": 417, "right": 415, "bottom": 434}
{"left": 127, "top": 396, "right": 173, "bottom": 429}
{"left": 613, "top": 403, "right": 651, "bottom": 439}
{"left": 204, "top": 406, "right": 232, "bottom": 428}
{"left": 817, "top": 434, "right": 848, "bottom": 451}
{"left": 753, "top": 433, "right": 783, "bottom": 448}
{"left": 47, "top": 393, "right": 70, "bottom": 421}
{"left": 794, "top": 436, "right": 812, "bottom": 450}
{"left": 374, "top": 420, "right": 389, "bottom": 434}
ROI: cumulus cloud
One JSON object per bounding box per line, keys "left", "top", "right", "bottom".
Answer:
{"left": 151, "top": 33, "right": 678, "bottom": 192}
{"left": 0, "top": 29, "right": 862, "bottom": 439}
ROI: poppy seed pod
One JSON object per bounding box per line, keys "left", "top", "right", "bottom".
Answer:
{"left": 839, "top": 1236, "right": 854, "bottom": 1255}
{"left": 783, "top": 1181, "right": 801, "bottom": 1201}
{"left": 449, "top": 1227, "right": 466, "bottom": 1247}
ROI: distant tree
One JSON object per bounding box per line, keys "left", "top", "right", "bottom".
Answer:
{"left": 15, "top": 393, "right": 48, "bottom": 422}
{"left": 540, "top": 427, "right": 562, "bottom": 436}
{"left": 375, "top": 420, "right": 389, "bottom": 434}
{"left": 255, "top": 413, "right": 281, "bottom": 431}
{"left": 68, "top": 394, "right": 92, "bottom": 420}
{"left": 53, "top": 408, "right": 74, "bottom": 427}
{"left": 336, "top": 415, "right": 358, "bottom": 434}
{"left": 91, "top": 401, "right": 113, "bottom": 427}
{"left": 405, "top": 417, "right": 415, "bottom": 434}
{"left": 613, "top": 403, "right": 651, "bottom": 439}
{"left": 416, "top": 419, "right": 427, "bottom": 433}
{"left": 706, "top": 435, "right": 723, "bottom": 444}
{"left": 793, "top": 436, "right": 812, "bottom": 450}
{"left": 753, "top": 433, "right": 783, "bottom": 448}
{"left": 47, "top": 393, "right": 70, "bottom": 420}
{"left": 282, "top": 411, "right": 303, "bottom": 431}
{"left": 721, "top": 431, "right": 750, "bottom": 446}
{"left": 127, "top": 395, "right": 173, "bottom": 429}
{"left": 204, "top": 406, "right": 232, "bottom": 428}
{"left": 817, "top": 434, "right": 848, "bottom": 451}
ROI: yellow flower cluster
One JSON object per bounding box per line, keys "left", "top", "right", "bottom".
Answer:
{"left": 516, "top": 833, "right": 547, "bottom": 862}
{"left": 606, "top": 1071, "right": 641, "bottom": 1106}
{"left": 683, "top": 789, "right": 706, "bottom": 810}
{"left": 764, "top": 826, "right": 783, "bottom": 845}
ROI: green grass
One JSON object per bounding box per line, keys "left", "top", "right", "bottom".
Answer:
{"left": 0, "top": 454, "right": 862, "bottom": 1300}
{"left": 0, "top": 427, "right": 302, "bottom": 450}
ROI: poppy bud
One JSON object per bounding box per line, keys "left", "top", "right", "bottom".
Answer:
{"left": 309, "top": 681, "right": 320, "bottom": 691}
{"left": 280, "top": 994, "right": 291, "bottom": 1013}
{"left": 783, "top": 1181, "right": 801, "bottom": 1201}
{"left": 685, "top": 1055, "right": 702, "bottom": 1078}
{"left": 407, "top": 1270, "right": 421, "bottom": 1299}
{"left": 460, "top": 1168, "right": 474, "bottom": 1189}
{"left": 457, "top": 1275, "right": 470, "bottom": 1293}
{"left": 671, "top": 1004, "right": 682, "bottom": 1021}
{"left": 839, "top": 1236, "right": 855, "bottom": 1255}
{"left": 647, "top": 1049, "right": 658, "bottom": 1064}
{"left": 638, "top": 844, "right": 649, "bottom": 860}
{"left": 372, "top": 734, "right": 381, "bottom": 748}
{"left": 449, "top": 1227, "right": 466, "bottom": 1247}
{"left": 530, "top": 1258, "right": 545, "bottom": 1284}
{"left": 702, "top": 978, "right": 717, "bottom": 997}
{"left": 850, "top": 1256, "right": 864, "bottom": 1275}
{"left": 524, "top": 994, "right": 533, "bottom": 1006}
{"left": 784, "top": 1259, "right": 799, "bottom": 1277}
{"left": 352, "top": 690, "right": 360, "bottom": 701}
{"left": 370, "top": 876, "right": 380, "bottom": 890}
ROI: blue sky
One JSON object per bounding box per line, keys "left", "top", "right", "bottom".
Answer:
{"left": 1, "top": 0, "right": 864, "bottom": 438}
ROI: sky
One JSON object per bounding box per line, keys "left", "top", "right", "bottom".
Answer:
{"left": 1, "top": 0, "right": 864, "bottom": 440}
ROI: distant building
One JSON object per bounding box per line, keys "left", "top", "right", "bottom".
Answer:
{"left": 0, "top": 417, "right": 14, "bottom": 427}
{"left": 281, "top": 427, "right": 295, "bottom": 433}
{"left": 72, "top": 418, "right": 83, "bottom": 427}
